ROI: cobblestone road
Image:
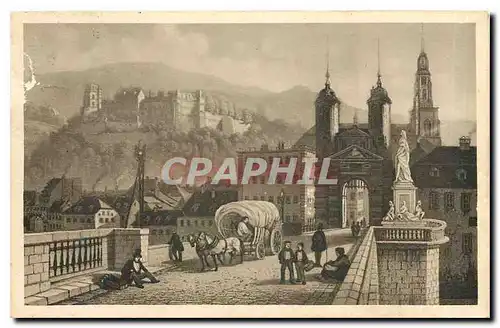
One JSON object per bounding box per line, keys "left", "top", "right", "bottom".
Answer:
{"left": 62, "top": 230, "right": 355, "bottom": 305}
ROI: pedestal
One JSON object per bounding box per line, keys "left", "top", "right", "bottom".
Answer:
{"left": 392, "top": 181, "right": 418, "bottom": 212}
{"left": 374, "top": 219, "right": 449, "bottom": 305}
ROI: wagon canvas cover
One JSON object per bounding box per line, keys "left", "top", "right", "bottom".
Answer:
{"left": 215, "top": 201, "right": 281, "bottom": 237}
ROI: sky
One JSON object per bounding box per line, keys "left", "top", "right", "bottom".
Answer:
{"left": 24, "top": 23, "right": 476, "bottom": 122}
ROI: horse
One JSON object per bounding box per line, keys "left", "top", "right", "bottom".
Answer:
{"left": 187, "top": 232, "right": 244, "bottom": 271}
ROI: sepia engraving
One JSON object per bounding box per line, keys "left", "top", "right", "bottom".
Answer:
{"left": 11, "top": 12, "right": 490, "bottom": 318}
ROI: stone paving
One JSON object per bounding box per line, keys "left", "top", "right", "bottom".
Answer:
{"left": 60, "top": 230, "right": 355, "bottom": 305}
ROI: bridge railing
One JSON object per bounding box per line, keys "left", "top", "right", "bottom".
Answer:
{"left": 24, "top": 228, "right": 149, "bottom": 298}
{"left": 374, "top": 219, "right": 447, "bottom": 243}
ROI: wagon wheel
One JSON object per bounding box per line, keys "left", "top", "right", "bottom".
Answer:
{"left": 269, "top": 229, "right": 283, "bottom": 255}
{"left": 255, "top": 242, "right": 265, "bottom": 260}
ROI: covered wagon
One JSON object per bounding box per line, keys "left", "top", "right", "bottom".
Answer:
{"left": 215, "top": 201, "right": 283, "bottom": 259}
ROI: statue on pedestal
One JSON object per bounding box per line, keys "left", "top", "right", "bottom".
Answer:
{"left": 382, "top": 201, "right": 395, "bottom": 221}
{"left": 394, "top": 130, "right": 414, "bottom": 184}
{"left": 415, "top": 200, "right": 425, "bottom": 220}
{"left": 397, "top": 201, "right": 420, "bottom": 221}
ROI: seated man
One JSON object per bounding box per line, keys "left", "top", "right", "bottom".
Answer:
{"left": 120, "top": 249, "right": 160, "bottom": 289}
{"left": 319, "top": 247, "right": 351, "bottom": 282}
{"left": 237, "top": 216, "right": 253, "bottom": 242}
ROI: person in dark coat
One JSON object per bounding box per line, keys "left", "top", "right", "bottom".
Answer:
{"left": 120, "top": 249, "right": 160, "bottom": 288}
{"left": 294, "top": 242, "right": 308, "bottom": 285}
{"left": 320, "top": 247, "right": 351, "bottom": 281}
{"left": 311, "top": 223, "right": 327, "bottom": 267}
{"left": 169, "top": 232, "right": 184, "bottom": 262}
{"left": 278, "top": 241, "right": 296, "bottom": 284}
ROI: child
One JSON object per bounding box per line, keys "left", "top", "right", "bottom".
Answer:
{"left": 278, "top": 240, "right": 296, "bottom": 284}
{"left": 294, "top": 242, "right": 308, "bottom": 285}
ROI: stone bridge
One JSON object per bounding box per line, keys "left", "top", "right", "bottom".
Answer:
{"left": 23, "top": 219, "right": 448, "bottom": 306}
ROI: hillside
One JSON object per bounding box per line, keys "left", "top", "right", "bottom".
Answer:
{"left": 25, "top": 61, "right": 476, "bottom": 148}
{"left": 24, "top": 112, "right": 307, "bottom": 191}
{"left": 27, "top": 62, "right": 374, "bottom": 129}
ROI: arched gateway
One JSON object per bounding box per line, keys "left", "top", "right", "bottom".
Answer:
{"left": 341, "top": 179, "right": 370, "bottom": 228}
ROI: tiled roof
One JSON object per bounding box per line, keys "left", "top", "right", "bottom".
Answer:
{"left": 63, "top": 197, "right": 114, "bottom": 215}
{"left": 412, "top": 146, "right": 477, "bottom": 189}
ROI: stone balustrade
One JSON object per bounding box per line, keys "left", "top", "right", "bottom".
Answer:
{"left": 374, "top": 219, "right": 447, "bottom": 243}
{"left": 332, "top": 219, "right": 449, "bottom": 305}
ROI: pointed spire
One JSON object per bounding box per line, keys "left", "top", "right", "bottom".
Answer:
{"left": 376, "top": 37, "right": 382, "bottom": 87}
{"left": 420, "top": 23, "right": 425, "bottom": 53}
{"left": 325, "top": 36, "right": 331, "bottom": 88}
{"left": 353, "top": 111, "right": 359, "bottom": 126}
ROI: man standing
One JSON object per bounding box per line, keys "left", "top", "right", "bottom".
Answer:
{"left": 311, "top": 223, "right": 327, "bottom": 267}
{"left": 294, "top": 242, "right": 308, "bottom": 285}
{"left": 120, "top": 249, "right": 160, "bottom": 289}
{"left": 169, "top": 232, "right": 184, "bottom": 262}
{"left": 278, "top": 241, "right": 296, "bottom": 284}
{"left": 237, "top": 216, "right": 253, "bottom": 242}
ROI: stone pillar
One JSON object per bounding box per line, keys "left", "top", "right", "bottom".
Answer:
{"left": 392, "top": 181, "right": 418, "bottom": 212}
{"left": 374, "top": 220, "right": 448, "bottom": 305}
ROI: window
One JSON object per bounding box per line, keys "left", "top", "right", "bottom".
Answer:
{"left": 456, "top": 169, "right": 467, "bottom": 182}
{"left": 285, "top": 215, "right": 291, "bottom": 222}
{"left": 268, "top": 196, "right": 275, "bottom": 203}
{"left": 260, "top": 196, "right": 265, "bottom": 201}
{"left": 66, "top": 218, "right": 71, "bottom": 223}
{"left": 73, "top": 218, "right": 77, "bottom": 223}
{"left": 461, "top": 193, "right": 472, "bottom": 212}
{"left": 469, "top": 217, "right": 477, "bottom": 227}
{"left": 180, "top": 220, "right": 184, "bottom": 227}
{"left": 201, "top": 221, "right": 205, "bottom": 227}
{"left": 105, "top": 218, "right": 109, "bottom": 223}
{"left": 111, "top": 218, "right": 115, "bottom": 223}
{"left": 462, "top": 233, "right": 473, "bottom": 255}
{"left": 429, "top": 192, "right": 440, "bottom": 210}
{"left": 430, "top": 167, "right": 440, "bottom": 177}
{"left": 445, "top": 192, "right": 454, "bottom": 211}
{"left": 292, "top": 214, "right": 298, "bottom": 221}
{"left": 80, "top": 218, "right": 85, "bottom": 223}
{"left": 194, "top": 220, "right": 198, "bottom": 226}
{"left": 424, "top": 119, "right": 432, "bottom": 136}
{"left": 253, "top": 196, "right": 258, "bottom": 201}
{"left": 285, "top": 196, "right": 291, "bottom": 204}
{"left": 350, "top": 193, "right": 356, "bottom": 201}
{"left": 99, "top": 218, "right": 103, "bottom": 223}
{"left": 208, "top": 221, "right": 213, "bottom": 227}
{"left": 187, "top": 220, "right": 191, "bottom": 226}
{"left": 244, "top": 196, "right": 249, "bottom": 200}
{"left": 293, "top": 196, "right": 299, "bottom": 204}
{"left": 87, "top": 218, "right": 92, "bottom": 223}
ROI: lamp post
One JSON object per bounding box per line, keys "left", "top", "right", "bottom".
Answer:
{"left": 279, "top": 188, "right": 285, "bottom": 223}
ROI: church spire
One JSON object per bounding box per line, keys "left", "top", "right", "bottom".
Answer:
{"left": 420, "top": 23, "right": 425, "bottom": 53}
{"left": 376, "top": 37, "right": 382, "bottom": 87}
{"left": 325, "top": 36, "right": 331, "bottom": 88}
{"left": 353, "top": 111, "right": 359, "bottom": 126}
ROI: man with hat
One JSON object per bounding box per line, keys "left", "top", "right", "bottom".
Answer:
{"left": 278, "top": 240, "right": 296, "bottom": 284}
{"left": 320, "top": 247, "right": 351, "bottom": 281}
{"left": 311, "top": 223, "right": 327, "bottom": 267}
{"left": 120, "top": 248, "right": 160, "bottom": 288}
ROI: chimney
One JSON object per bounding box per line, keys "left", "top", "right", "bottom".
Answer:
{"left": 459, "top": 136, "right": 471, "bottom": 151}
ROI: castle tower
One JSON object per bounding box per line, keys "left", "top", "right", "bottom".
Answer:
{"left": 410, "top": 25, "right": 442, "bottom": 147}
{"left": 367, "top": 39, "right": 392, "bottom": 149}
{"left": 315, "top": 49, "right": 341, "bottom": 160}
{"left": 81, "top": 83, "right": 102, "bottom": 117}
